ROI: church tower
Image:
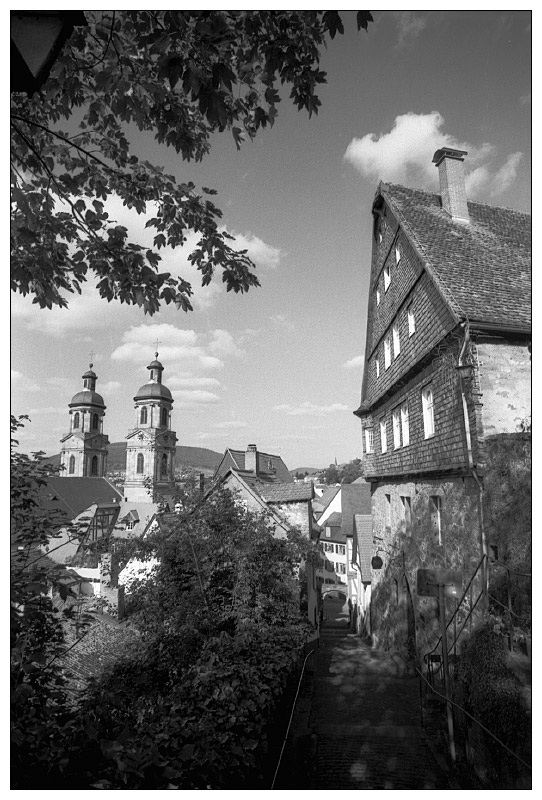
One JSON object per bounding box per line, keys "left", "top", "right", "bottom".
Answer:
{"left": 60, "top": 363, "right": 109, "bottom": 477}
{"left": 123, "top": 353, "right": 177, "bottom": 503}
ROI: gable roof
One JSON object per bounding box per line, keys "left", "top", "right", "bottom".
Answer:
{"left": 258, "top": 482, "right": 314, "bottom": 503}
{"left": 316, "top": 485, "right": 340, "bottom": 513}
{"left": 340, "top": 482, "right": 372, "bottom": 539}
{"left": 380, "top": 182, "right": 531, "bottom": 332}
{"left": 324, "top": 511, "right": 342, "bottom": 527}
{"left": 215, "top": 447, "right": 293, "bottom": 484}
{"left": 41, "top": 477, "right": 123, "bottom": 520}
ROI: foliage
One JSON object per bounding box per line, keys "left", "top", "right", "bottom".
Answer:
{"left": 10, "top": 416, "right": 92, "bottom": 786}
{"left": 11, "top": 10, "right": 372, "bottom": 314}
{"left": 322, "top": 458, "right": 363, "bottom": 485}
{"left": 455, "top": 620, "right": 531, "bottom": 786}
{"left": 13, "top": 481, "right": 313, "bottom": 788}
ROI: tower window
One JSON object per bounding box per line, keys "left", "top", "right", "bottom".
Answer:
{"left": 73, "top": 412, "right": 80, "bottom": 429}
{"left": 160, "top": 453, "right": 168, "bottom": 477}
{"left": 140, "top": 406, "right": 148, "bottom": 425}
{"left": 69, "top": 455, "right": 75, "bottom": 474}
{"left": 91, "top": 455, "right": 98, "bottom": 476}
{"left": 161, "top": 407, "right": 168, "bottom": 427}
{"left": 92, "top": 413, "right": 99, "bottom": 430}
{"left": 137, "top": 453, "right": 144, "bottom": 473}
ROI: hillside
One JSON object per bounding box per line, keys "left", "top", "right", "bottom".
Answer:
{"left": 45, "top": 442, "right": 223, "bottom": 472}
{"left": 291, "top": 467, "right": 322, "bottom": 477}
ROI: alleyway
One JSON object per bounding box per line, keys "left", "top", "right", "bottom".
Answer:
{"left": 274, "top": 595, "right": 457, "bottom": 789}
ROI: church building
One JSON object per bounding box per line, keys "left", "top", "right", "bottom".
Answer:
{"left": 60, "top": 363, "right": 109, "bottom": 478}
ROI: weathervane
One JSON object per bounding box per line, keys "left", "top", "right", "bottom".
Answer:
{"left": 153, "top": 338, "right": 161, "bottom": 356}
{"left": 88, "top": 349, "right": 95, "bottom": 367}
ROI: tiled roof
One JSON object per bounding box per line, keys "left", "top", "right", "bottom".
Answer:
{"left": 381, "top": 183, "right": 531, "bottom": 331}
{"left": 258, "top": 482, "right": 313, "bottom": 503}
{"left": 340, "top": 483, "right": 372, "bottom": 538}
{"left": 317, "top": 485, "right": 340, "bottom": 512}
{"left": 41, "top": 477, "right": 123, "bottom": 520}
{"left": 324, "top": 511, "right": 342, "bottom": 526}
{"left": 224, "top": 448, "right": 293, "bottom": 483}
{"left": 353, "top": 514, "right": 373, "bottom": 581}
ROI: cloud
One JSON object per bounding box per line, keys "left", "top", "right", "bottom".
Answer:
{"left": 490, "top": 152, "right": 523, "bottom": 196}
{"left": 208, "top": 329, "right": 245, "bottom": 358}
{"left": 28, "top": 406, "right": 66, "bottom": 415}
{"left": 395, "top": 12, "right": 428, "bottom": 48}
{"left": 98, "top": 380, "right": 122, "bottom": 395}
{"left": 273, "top": 402, "right": 350, "bottom": 417}
{"left": 212, "top": 421, "right": 247, "bottom": 430}
{"left": 270, "top": 314, "right": 296, "bottom": 333}
{"left": 11, "top": 369, "right": 40, "bottom": 392}
{"left": 111, "top": 324, "right": 226, "bottom": 372}
{"left": 168, "top": 376, "right": 221, "bottom": 389}
{"left": 344, "top": 112, "right": 522, "bottom": 198}
{"left": 227, "top": 230, "right": 283, "bottom": 271}
{"left": 171, "top": 389, "right": 220, "bottom": 405}
{"left": 343, "top": 356, "right": 364, "bottom": 370}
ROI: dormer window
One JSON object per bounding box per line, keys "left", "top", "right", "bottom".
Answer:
{"left": 395, "top": 245, "right": 401, "bottom": 265}
{"left": 384, "top": 264, "right": 391, "bottom": 291}
{"left": 376, "top": 287, "right": 381, "bottom": 306}
{"left": 408, "top": 305, "right": 416, "bottom": 336}
{"left": 375, "top": 359, "right": 380, "bottom": 379}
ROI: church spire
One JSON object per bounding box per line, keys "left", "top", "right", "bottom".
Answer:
{"left": 60, "top": 360, "right": 109, "bottom": 477}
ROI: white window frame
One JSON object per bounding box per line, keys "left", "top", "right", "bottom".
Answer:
{"left": 384, "top": 337, "right": 391, "bottom": 369}
{"left": 376, "top": 287, "right": 381, "bottom": 305}
{"left": 384, "top": 264, "right": 391, "bottom": 291}
{"left": 385, "top": 493, "right": 391, "bottom": 531}
{"left": 395, "top": 245, "right": 401, "bottom": 265}
{"left": 337, "top": 544, "right": 346, "bottom": 555}
{"left": 393, "top": 323, "right": 401, "bottom": 358}
{"left": 337, "top": 562, "right": 346, "bottom": 574}
{"left": 422, "top": 385, "right": 435, "bottom": 438}
{"left": 401, "top": 401, "right": 410, "bottom": 447}
{"left": 380, "top": 418, "right": 387, "bottom": 453}
{"left": 392, "top": 407, "right": 401, "bottom": 449}
{"left": 430, "top": 496, "right": 442, "bottom": 545}
{"left": 375, "top": 358, "right": 380, "bottom": 379}
{"left": 408, "top": 305, "right": 416, "bottom": 337}
{"left": 365, "top": 428, "right": 374, "bottom": 454}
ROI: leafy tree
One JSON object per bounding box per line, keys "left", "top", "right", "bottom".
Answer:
{"left": 340, "top": 457, "right": 364, "bottom": 484}
{"left": 11, "top": 10, "right": 372, "bottom": 314}
{"left": 323, "top": 463, "right": 340, "bottom": 485}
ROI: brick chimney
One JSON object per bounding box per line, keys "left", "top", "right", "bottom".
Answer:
{"left": 432, "top": 147, "right": 469, "bottom": 224}
{"left": 245, "top": 443, "right": 258, "bottom": 474}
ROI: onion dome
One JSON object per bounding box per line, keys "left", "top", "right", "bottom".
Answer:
{"left": 133, "top": 352, "right": 173, "bottom": 402}
{"left": 69, "top": 363, "right": 105, "bottom": 408}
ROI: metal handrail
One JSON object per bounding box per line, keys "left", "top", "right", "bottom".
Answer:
{"left": 270, "top": 647, "right": 315, "bottom": 789}
{"left": 416, "top": 666, "right": 531, "bottom": 772}
{"left": 424, "top": 554, "right": 487, "bottom": 663}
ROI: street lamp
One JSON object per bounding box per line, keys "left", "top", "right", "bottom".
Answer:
{"left": 11, "top": 11, "right": 86, "bottom": 94}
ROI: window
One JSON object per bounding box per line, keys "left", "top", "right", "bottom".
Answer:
{"left": 92, "top": 413, "right": 99, "bottom": 430}
{"left": 365, "top": 428, "right": 374, "bottom": 454}
{"left": 136, "top": 453, "right": 144, "bottom": 473}
{"left": 73, "top": 412, "right": 80, "bottom": 429}
{"left": 375, "top": 359, "right": 380, "bottom": 379}
{"left": 430, "top": 496, "right": 442, "bottom": 545}
{"left": 91, "top": 455, "right": 98, "bottom": 476}
{"left": 160, "top": 453, "right": 168, "bottom": 477}
{"left": 392, "top": 408, "right": 401, "bottom": 449}
{"left": 336, "top": 544, "right": 346, "bottom": 555}
{"left": 400, "top": 496, "right": 412, "bottom": 535}
{"left": 323, "top": 542, "right": 334, "bottom": 552}
{"left": 379, "top": 231, "right": 383, "bottom": 244}
{"left": 161, "top": 407, "right": 168, "bottom": 427}
{"left": 380, "top": 418, "right": 387, "bottom": 453}
{"left": 401, "top": 401, "right": 410, "bottom": 447}
{"left": 337, "top": 563, "right": 346, "bottom": 574}
{"left": 325, "top": 560, "right": 334, "bottom": 572}
{"left": 384, "top": 337, "right": 391, "bottom": 369}
{"left": 395, "top": 245, "right": 401, "bottom": 265}
{"left": 69, "top": 455, "right": 75, "bottom": 474}
{"left": 325, "top": 528, "right": 331, "bottom": 538}
{"left": 140, "top": 406, "right": 148, "bottom": 425}
{"left": 393, "top": 324, "right": 400, "bottom": 358}
{"left": 385, "top": 493, "right": 391, "bottom": 532}
{"left": 408, "top": 305, "right": 416, "bottom": 336}
{"left": 376, "top": 287, "right": 381, "bottom": 305}
{"left": 422, "top": 385, "right": 435, "bottom": 438}
{"left": 126, "top": 521, "right": 135, "bottom": 531}
{"left": 384, "top": 264, "right": 391, "bottom": 291}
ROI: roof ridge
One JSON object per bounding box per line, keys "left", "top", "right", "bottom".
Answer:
{"left": 383, "top": 181, "right": 531, "bottom": 216}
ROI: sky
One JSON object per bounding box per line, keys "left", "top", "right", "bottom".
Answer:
{"left": 11, "top": 9, "right": 532, "bottom": 469}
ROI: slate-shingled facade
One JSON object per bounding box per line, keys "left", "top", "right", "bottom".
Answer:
{"left": 355, "top": 148, "right": 531, "bottom": 655}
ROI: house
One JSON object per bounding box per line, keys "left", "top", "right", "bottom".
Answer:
{"left": 355, "top": 147, "right": 531, "bottom": 656}
{"left": 214, "top": 443, "right": 293, "bottom": 485}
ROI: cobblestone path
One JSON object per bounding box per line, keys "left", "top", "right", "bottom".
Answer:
{"left": 275, "top": 597, "right": 456, "bottom": 789}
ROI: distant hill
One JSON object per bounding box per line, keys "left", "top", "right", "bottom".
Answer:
{"left": 291, "top": 467, "right": 322, "bottom": 477}
{"left": 45, "top": 442, "right": 223, "bottom": 472}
